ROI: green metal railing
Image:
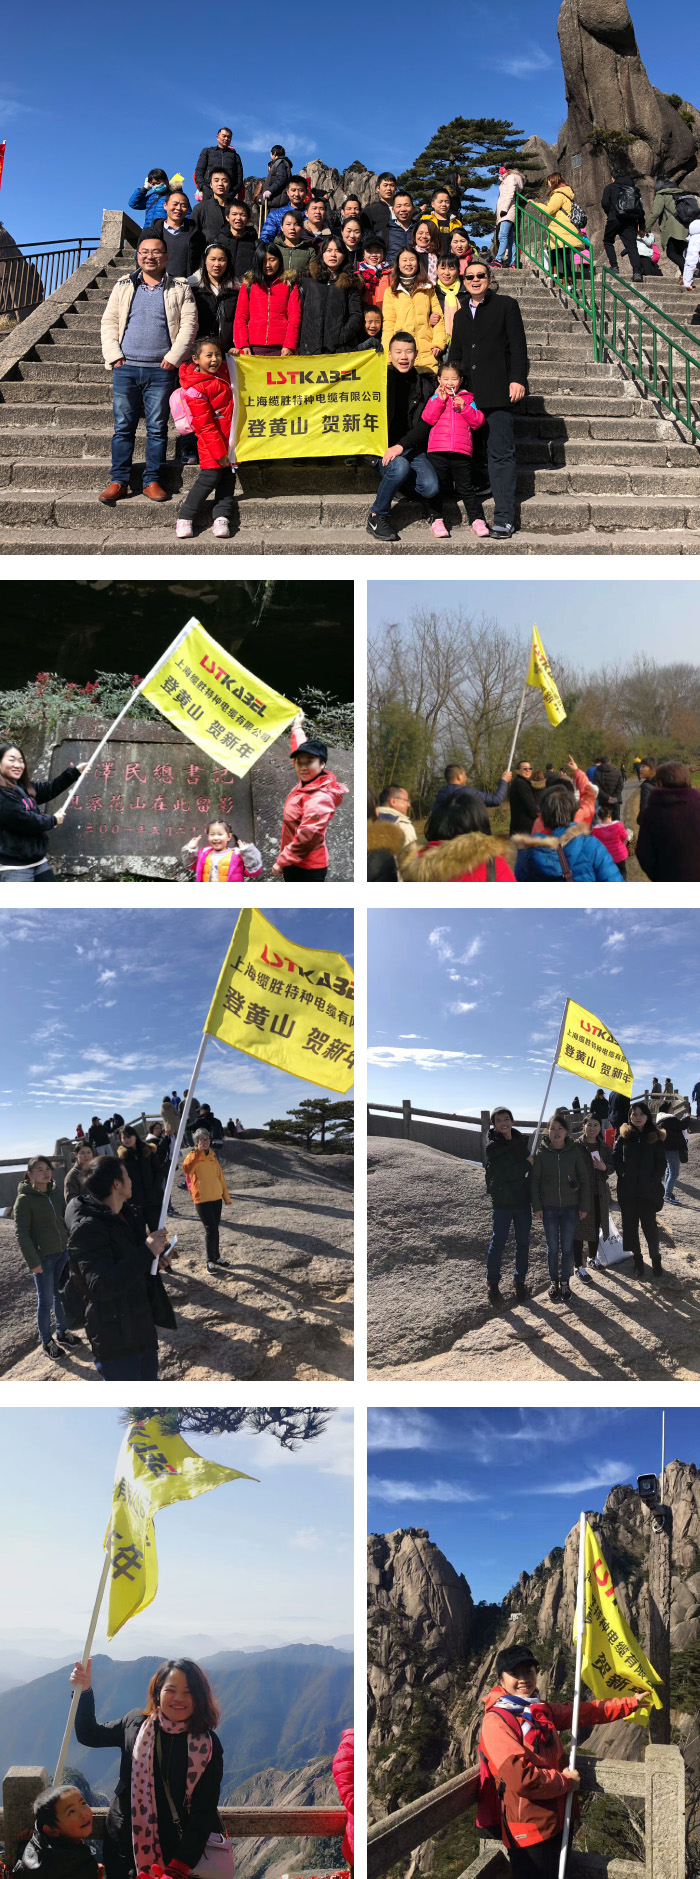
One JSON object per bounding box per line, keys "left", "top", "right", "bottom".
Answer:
{"left": 514, "top": 195, "right": 598, "bottom": 359}
{"left": 599, "top": 268, "right": 700, "bottom": 441}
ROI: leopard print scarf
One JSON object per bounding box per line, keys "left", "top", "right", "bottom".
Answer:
{"left": 131, "top": 1709, "right": 213, "bottom": 1871}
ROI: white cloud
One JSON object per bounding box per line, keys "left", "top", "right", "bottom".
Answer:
{"left": 368, "top": 1409, "right": 438, "bottom": 1451}
{"left": 98, "top": 969, "right": 116, "bottom": 984}
{"left": 603, "top": 931, "right": 626, "bottom": 950}
{"left": 428, "top": 927, "right": 483, "bottom": 968}
{"left": 522, "top": 1461, "right": 633, "bottom": 1497}
{"left": 368, "top": 1047, "right": 481, "bottom": 1069}
{"left": 368, "top": 1476, "right": 486, "bottom": 1504}
{"left": 447, "top": 1001, "right": 478, "bottom": 1015}
{"left": 289, "top": 1528, "right": 322, "bottom": 1550}
{"left": 495, "top": 43, "right": 553, "bottom": 78}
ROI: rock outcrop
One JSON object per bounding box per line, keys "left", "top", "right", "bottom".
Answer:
{"left": 368, "top": 1462, "right": 700, "bottom": 1831}
{"left": 226, "top": 1759, "right": 343, "bottom": 1879}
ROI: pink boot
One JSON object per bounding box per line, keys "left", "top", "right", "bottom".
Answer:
{"left": 472, "top": 518, "right": 490, "bottom": 537}
{"left": 430, "top": 517, "right": 450, "bottom": 539}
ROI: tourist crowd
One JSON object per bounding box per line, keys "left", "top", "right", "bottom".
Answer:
{"left": 368, "top": 752, "right": 700, "bottom": 882}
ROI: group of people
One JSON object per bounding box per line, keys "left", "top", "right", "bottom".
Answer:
{"left": 368, "top": 751, "right": 700, "bottom": 882}
{"left": 601, "top": 170, "right": 700, "bottom": 288}
{"left": 483, "top": 1083, "right": 691, "bottom": 1306}
{"left": 15, "top": 1657, "right": 354, "bottom": 1879}
{"left": 11, "top": 1099, "right": 249, "bottom": 1378}
{"left": 97, "top": 135, "right": 533, "bottom": 540}
{"left": 0, "top": 720, "right": 347, "bottom": 883}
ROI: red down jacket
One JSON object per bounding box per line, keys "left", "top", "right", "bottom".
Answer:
{"left": 179, "top": 359, "right": 234, "bottom": 468}
{"left": 478, "top": 1684, "right": 641, "bottom": 1849}
{"left": 277, "top": 725, "right": 348, "bottom": 872}
{"left": 233, "top": 276, "right": 302, "bottom": 351}
{"left": 332, "top": 1727, "right": 354, "bottom": 1862}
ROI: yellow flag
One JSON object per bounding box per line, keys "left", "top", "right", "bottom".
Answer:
{"left": 526, "top": 626, "right": 566, "bottom": 726}
{"left": 555, "top": 997, "right": 634, "bottom": 1096}
{"left": 204, "top": 907, "right": 354, "bottom": 1094}
{"left": 232, "top": 348, "right": 387, "bottom": 462}
{"left": 141, "top": 617, "right": 297, "bottom": 778}
{"left": 106, "top": 1415, "right": 256, "bottom": 1638}
{"left": 575, "top": 1520, "right": 662, "bottom": 1724}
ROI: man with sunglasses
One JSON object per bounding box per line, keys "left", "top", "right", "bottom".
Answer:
{"left": 448, "top": 259, "right": 527, "bottom": 540}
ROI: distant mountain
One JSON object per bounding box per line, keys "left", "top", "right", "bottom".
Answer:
{"left": 227, "top": 1759, "right": 343, "bottom": 1879}
{"left": 0, "top": 1645, "right": 353, "bottom": 1797}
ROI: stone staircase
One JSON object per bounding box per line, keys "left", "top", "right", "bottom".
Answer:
{"left": 1, "top": 251, "right": 700, "bottom": 554}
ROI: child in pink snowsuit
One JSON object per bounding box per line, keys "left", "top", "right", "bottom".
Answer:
{"left": 591, "top": 796, "right": 632, "bottom": 880}
{"left": 422, "top": 360, "right": 487, "bottom": 540}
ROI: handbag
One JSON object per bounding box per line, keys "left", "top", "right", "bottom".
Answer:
{"left": 155, "top": 1734, "right": 234, "bottom": 1879}
{"left": 594, "top": 1223, "right": 628, "bottom": 1267}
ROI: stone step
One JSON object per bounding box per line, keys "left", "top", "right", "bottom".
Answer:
{"left": 19, "top": 356, "right": 631, "bottom": 401}
{"left": 4, "top": 456, "right": 697, "bottom": 500}
{"left": 1, "top": 521, "right": 699, "bottom": 557}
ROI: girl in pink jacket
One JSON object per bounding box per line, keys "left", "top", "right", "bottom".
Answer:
{"left": 191, "top": 817, "right": 263, "bottom": 882}
{"left": 422, "top": 361, "right": 487, "bottom": 541}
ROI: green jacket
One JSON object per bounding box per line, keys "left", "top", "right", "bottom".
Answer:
{"left": 13, "top": 1176, "right": 68, "bottom": 1271}
{"left": 649, "top": 190, "right": 689, "bottom": 246}
{"left": 530, "top": 1135, "right": 593, "bottom": 1213}
{"left": 276, "top": 240, "right": 318, "bottom": 275}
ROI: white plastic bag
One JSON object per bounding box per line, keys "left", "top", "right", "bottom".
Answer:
{"left": 594, "top": 1224, "right": 629, "bottom": 1268}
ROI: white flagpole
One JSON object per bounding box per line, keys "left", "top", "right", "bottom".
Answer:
{"left": 558, "top": 1511, "right": 586, "bottom": 1879}
{"left": 59, "top": 619, "right": 197, "bottom": 811}
{"left": 54, "top": 1535, "right": 113, "bottom": 1782}
{"left": 506, "top": 677, "right": 529, "bottom": 776}
{"left": 530, "top": 1002, "right": 568, "bottom": 1155}
{"left": 157, "top": 1032, "right": 210, "bottom": 1238}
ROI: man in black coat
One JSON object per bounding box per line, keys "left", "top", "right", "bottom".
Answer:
{"left": 65, "top": 1155, "right": 170, "bottom": 1380}
{"left": 365, "top": 173, "right": 398, "bottom": 234}
{"left": 225, "top": 201, "right": 258, "bottom": 289}
{"left": 194, "top": 127, "right": 243, "bottom": 200}
{"left": 636, "top": 761, "right": 700, "bottom": 881}
{"left": 149, "top": 189, "right": 204, "bottom": 279}
{"left": 508, "top": 759, "right": 540, "bottom": 835}
{"left": 601, "top": 173, "right": 645, "bottom": 280}
{"left": 484, "top": 1107, "right": 532, "bottom": 1306}
{"left": 367, "top": 332, "right": 440, "bottom": 541}
{"left": 191, "top": 170, "right": 239, "bottom": 248}
{"left": 448, "top": 259, "right": 528, "bottom": 538}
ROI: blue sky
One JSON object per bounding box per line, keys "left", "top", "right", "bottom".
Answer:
{"left": 368, "top": 909, "right": 700, "bottom": 1117}
{"left": 368, "top": 1406, "right": 697, "bottom": 1601}
{"left": 3, "top": 0, "right": 699, "bottom": 243}
{"left": 0, "top": 908, "right": 353, "bottom": 1156}
{"left": 0, "top": 1407, "right": 353, "bottom": 1660}
{"left": 368, "top": 580, "right": 700, "bottom": 669}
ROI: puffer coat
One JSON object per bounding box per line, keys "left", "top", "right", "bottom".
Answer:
{"left": 297, "top": 262, "right": 363, "bottom": 354}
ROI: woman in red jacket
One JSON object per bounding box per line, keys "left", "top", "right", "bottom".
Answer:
{"left": 272, "top": 718, "right": 348, "bottom": 882}
{"left": 233, "top": 245, "right": 302, "bottom": 355}
{"left": 398, "top": 791, "right": 516, "bottom": 881}
{"left": 478, "top": 1644, "right": 645, "bottom": 1879}
{"left": 176, "top": 336, "right": 236, "bottom": 539}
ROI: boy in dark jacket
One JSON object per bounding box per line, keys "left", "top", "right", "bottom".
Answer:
{"left": 484, "top": 1108, "right": 532, "bottom": 1306}
{"left": 15, "top": 1785, "right": 99, "bottom": 1879}
{"left": 367, "top": 333, "right": 440, "bottom": 541}
{"left": 613, "top": 1102, "right": 667, "bottom": 1276}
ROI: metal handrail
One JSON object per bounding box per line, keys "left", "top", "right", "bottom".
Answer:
{"left": 0, "top": 236, "right": 101, "bottom": 318}
{"left": 599, "top": 266, "right": 700, "bottom": 442}
{"left": 514, "top": 193, "right": 598, "bottom": 359}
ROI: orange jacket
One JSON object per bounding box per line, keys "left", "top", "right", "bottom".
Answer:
{"left": 182, "top": 1147, "right": 231, "bottom": 1206}
{"left": 479, "top": 1684, "right": 640, "bottom": 1847}
{"left": 532, "top": 765, "right": 595, "bottom": 833}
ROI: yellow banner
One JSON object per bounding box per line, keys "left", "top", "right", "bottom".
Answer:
{"left": 526, "top": 625, "right": 566, "bottom": 727}
{"left": 233, "top": 349, "right": 387, "bottom": 461}
{"left": 555, "top": 997, "right": 634, "bottom": 1096}
{"left": 106, "top": 1415, "right": 255, "bottom": 1638}
{"left": 204, "top": 907, "right": 354, "bottom": 1094}
{"left": 575, "top": 1520, "right": 662, "bottom": 1724}
{"left": 141, "top": 617, "right": 297, "bottom": 778}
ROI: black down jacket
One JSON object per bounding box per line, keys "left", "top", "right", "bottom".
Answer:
{"left": 74, "top": 1687, "right": 223, "bottom": 1879}
{"left": 64, "top": 1191, "right": 167, "bottom": 1365}
{"left": 449, "top": 290, "right": 528, "bottom": 408}
{"left": 0, "top": 765, "right": 79, "bottom": 867}
{"left": 297, "top": 262, "right": 363, "bottom": 353}
{"left": 613, "top": 1121, "right": 667, "bottom": 1209}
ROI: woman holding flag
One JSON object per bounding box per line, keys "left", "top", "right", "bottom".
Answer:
{"left": 71, "top": 1656, "right": 225, "bottom": 1879}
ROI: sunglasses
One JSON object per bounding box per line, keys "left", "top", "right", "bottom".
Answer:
{"left": 465, "top": 271, "right": 488, "bottom": 281}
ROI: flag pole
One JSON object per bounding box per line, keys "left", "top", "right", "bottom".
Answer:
{"left": 59, "top": 620, "right": 197, "bottom": 812}
{"left": 506, "top": 672, "right": 530, "bottom": 776}
{"left": 54, "top": 1535, "right": 113, "bottom": 1783}
{"left": 157, "top": 1031, "right": 210, "bottom": 1237}
{"left": 530, "top": 1002, "right": 568, "bottom": 1155}
{"left": 558, "top": 1511, "right": 586, "bottom": 1879}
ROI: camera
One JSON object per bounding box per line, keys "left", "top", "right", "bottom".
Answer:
{"left": 637, "top": 1473, "right": 659, "bottom": 1506}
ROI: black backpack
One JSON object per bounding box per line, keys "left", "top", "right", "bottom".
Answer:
{"left": 569, "top": 200, "right": 587, "bottom": 230}
{"left": 57, "top": 1254, "right": 88, "bottom": 1330}
{"left": 615, "top": 183, "right": 643, "bottom": 218}
{"left": 673, "top": 193, "right": 700, "bottom": 226}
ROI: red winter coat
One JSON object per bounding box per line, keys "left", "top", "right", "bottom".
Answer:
{"left": 478, "top": 1684, "right": 640, "bottom": 1849}
{"left": 532, "top": 766, "right": 595, "bottom": 833}
{"left": 179, "top": 359, "right": 234, "bottom": 469}
{"left": 233, "top": 276, "right": 302, "bottom": 351}
{"left": 332, "top": 1728, "right": 354, "bottom": 1862}
{"left": 277, "top": 724, "right": 348, "bottom": 871}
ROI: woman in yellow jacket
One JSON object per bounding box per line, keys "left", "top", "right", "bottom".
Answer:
{"left": 381, "top": 250, "right": 446, "bottom": 371}
{"left": 183, "top": 1126, "right": 231, "bottom": 1272}
{"left": 541, "top": 173, "right": 584, "bottom": 285}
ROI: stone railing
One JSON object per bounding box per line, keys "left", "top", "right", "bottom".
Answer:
{"left": 1, "top": 1768, "right": 346, "bottom": 1867}
{"left": 367, "top": 1745, "right": 684, "bottom": 1879}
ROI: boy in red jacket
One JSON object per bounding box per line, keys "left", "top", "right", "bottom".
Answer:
{"left": 177, "top": 336, "right": 236, "bottom": 539}
{"left": 478, "top": 1644, "right": 645, "bottom": 1879}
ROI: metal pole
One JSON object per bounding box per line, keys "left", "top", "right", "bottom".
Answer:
{"left": 54, "top": 1538, "right": 112, "bottom": 1782}
{"left": 506, "top": 672, "right": 530, "bottom": 776}
{"left": 60, "top": 619, "right": 196, "bottom": 811}
{"left": 157, "top": 1032, "right": 210, "bottom": 1233}
{"left": 530, "top": 1003, "right": 568, "bottom": 1155}
{"left": 558, "top": 1512, "right": 586, "bottom": 1879}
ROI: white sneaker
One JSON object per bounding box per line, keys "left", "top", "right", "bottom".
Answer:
{"left": 577, "top": 1265, "right": 592, "bottom": 1281}
{"left": 176, "top": 518, "right": 193, "bottom": 538}
{"left": 212, "top": 517, "right": 230, "bottom": 538}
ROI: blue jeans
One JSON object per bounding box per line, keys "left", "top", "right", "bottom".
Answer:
{"left": 487, "top": 1205, "right": 531, "bottom": 1286}
{"left": 542, "top": 1206, "right": 578, "bottom": 1284}
{"left": 33, "top": 1254, "right": 67, "bottom": 1345}
{"left": 94, "top": 1350, "right": 159, "bottom": 1380}
{"left": 497, "top": 220, "right": 515, "bottom": 265}
{"left": 665, "top": 1149, "right": 681, "bottom": 1199}
{"left": 373, "top": 451, "right": 440, "bottom": 516}
{"left": 111, "top": 362, "right": 176, "bottom": 488}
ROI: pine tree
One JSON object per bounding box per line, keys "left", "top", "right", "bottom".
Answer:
{"left": 265, "top": 1098, "right": 354, "bottom": 1153}
{"left": 399, "top": 117, "right": 537, "bottom": 238}
{"left": 120, "top": 1408, "right": 332, "bottom": 1446}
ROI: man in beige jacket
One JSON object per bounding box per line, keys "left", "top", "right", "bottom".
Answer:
{"left": 495, "top": 166, "right": 524, "bottom": 269}
{"left": 99, "top": 230, "right": 198, "bottom": 505}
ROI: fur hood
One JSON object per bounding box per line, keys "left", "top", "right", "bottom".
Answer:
{"left": 619, "top": 1121, "right": 666, "bottom": 1144}
{"left": 512, "top": 823, "right": 585, "bottom": 852}
{"left": 398, "top": 833, "right": 514, "bottom": 881}
{"left": 367, "top": 819, "right": 407, "bottom": 856}
{"left": 304, "top": 258, "right": 355, "bottom": 289}
{"left": 117, "top": 1140, "right": 156, "bottom": 1160}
